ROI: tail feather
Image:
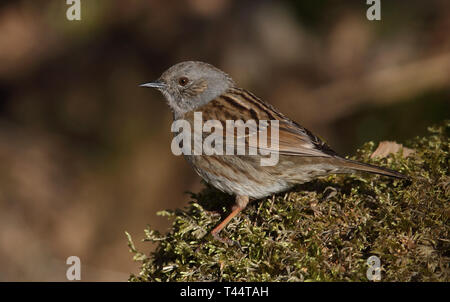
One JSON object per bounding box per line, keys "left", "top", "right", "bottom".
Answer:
{"left": 338, "top": 158, "right": 408, "bottom": 179}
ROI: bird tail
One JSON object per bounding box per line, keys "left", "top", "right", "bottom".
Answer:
{"left": 338, "top": 158, "right": 408, "bottom": 179}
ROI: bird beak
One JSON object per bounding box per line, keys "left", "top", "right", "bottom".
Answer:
{"left": 139, "top": 79, "right": 166, "bottom": 89}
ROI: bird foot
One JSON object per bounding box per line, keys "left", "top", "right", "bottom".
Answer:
{"left": 204, "top": 209, "right": 221, "bottom": 217}
{"left": 212, "top": 232, "right": 241, "bottom": 248}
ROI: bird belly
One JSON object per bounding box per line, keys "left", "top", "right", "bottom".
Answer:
{"left": 185, "top": 154, "right": 292, "bottom": 199}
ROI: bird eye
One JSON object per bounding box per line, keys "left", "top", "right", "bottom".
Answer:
{"left": 178, "top": 77, "right": 189, "bottom": 86}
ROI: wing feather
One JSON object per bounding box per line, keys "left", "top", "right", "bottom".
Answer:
{"left": 189, "top": 88, "right": 337, "bottom": 158}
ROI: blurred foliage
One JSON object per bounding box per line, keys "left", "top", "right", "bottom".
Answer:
{"left": 334, "top": 89, "right": 450, "bottom": 153}
{"left": 128, "top": 121, "right": 449, "bottom": 282}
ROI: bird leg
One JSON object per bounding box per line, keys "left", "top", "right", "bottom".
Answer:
{"left": 211, "top": 195, "right": 249, "bottom": 246}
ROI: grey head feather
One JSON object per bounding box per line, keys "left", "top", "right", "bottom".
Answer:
{"left": 152, "top": 61, "right": 236, "bottom": 118}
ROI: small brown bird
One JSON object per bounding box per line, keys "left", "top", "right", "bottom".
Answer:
{"left": 141, "top": 61, "right": 406, "bottom": 244}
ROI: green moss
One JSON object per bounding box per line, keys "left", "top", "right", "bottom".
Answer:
{"left": 128, "top": 121, "right": 449, "bottom": 281}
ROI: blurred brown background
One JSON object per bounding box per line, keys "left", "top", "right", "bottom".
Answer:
{"left": 0, "top": 0, "right": 448, "bottom": 281}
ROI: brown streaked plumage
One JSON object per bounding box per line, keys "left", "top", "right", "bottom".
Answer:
{"left": 141, "top": 61, "right": 407, "bottom": 245}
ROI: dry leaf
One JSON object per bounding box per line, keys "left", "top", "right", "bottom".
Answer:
{"left": 370, "top": 141, "right": 414, "bottom": 159}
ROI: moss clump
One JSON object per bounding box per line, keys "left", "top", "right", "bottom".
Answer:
{"left": 127, "top": 121, "right": 449, "bottom": 281}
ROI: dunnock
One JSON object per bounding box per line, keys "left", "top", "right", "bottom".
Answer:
{"left": 141, "top": 61, "right": 406, "bottom": 244}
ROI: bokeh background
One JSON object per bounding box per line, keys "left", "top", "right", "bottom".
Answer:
{"left": 0, "top": 0, "right": 448, "bottom": 281}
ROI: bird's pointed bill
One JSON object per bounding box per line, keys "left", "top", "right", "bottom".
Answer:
{"left": 140, "top": 81, "right": 166, "bottom": 89}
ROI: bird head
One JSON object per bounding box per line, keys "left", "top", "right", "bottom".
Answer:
{"left": 140, "top": 61, "right": 235, "bottom": 117}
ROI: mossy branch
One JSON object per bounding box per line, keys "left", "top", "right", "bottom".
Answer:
{"left": 128, "top": 121, "right": 449, "bottom": 281}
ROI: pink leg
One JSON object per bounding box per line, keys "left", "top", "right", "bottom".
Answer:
{"left": 211, "top": 195, "right": 249, "bottom": 245}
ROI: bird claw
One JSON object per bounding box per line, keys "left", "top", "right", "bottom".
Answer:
{"left": 212, "top": 232, "right": 241, "bottom": 248}
{"left": 204, "top": 209, "right": 221, "bottom": 217}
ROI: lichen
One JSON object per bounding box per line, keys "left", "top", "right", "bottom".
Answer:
{"left": 128, "top": 121, "right": 449, "bottom": 281}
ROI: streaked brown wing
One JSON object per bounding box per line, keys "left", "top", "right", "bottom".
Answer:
{"left": 275, "top": 120, "right": 337, "bottom": 157}
{"left": 189, "top": 88, "right": 337, "bottom": 158}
